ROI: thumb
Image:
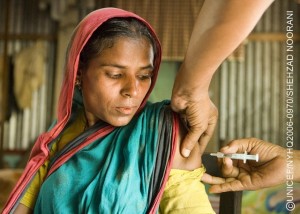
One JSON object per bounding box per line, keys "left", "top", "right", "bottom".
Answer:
{"left": 181, "top": 127, "right": 204, "bottom": 157}
{"left": 220, "top": 140, "right": 242, "bottom": 154}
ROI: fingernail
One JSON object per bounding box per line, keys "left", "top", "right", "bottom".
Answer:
{"left": 221, "top": 146, "right": 229, "bottom": 151}
{"left": 182, "top": 149, "right": 191, "bottom": 157}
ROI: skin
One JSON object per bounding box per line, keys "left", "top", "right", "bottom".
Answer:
{"left": 80, "top": 37, "right": 154, "bottom": 127}
{"left": 79, "top": 36, "right": 202, "bottom": 170}
{"left": 14, "top": 36, "right": 203, "bottom": 213}
{"left": 79, "top": 36, "right": 202, "bottom": 169}
{"left": 171, "top": 0, "right": 275, "bottom": 157}
{"left": 202, "top": 138, "right": 300, "bottom": 193}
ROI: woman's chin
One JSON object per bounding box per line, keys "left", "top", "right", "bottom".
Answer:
{"left": 109, "top": 117, "right": 133, "bottom": 127}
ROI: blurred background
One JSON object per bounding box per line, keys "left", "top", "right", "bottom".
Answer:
{"left": 0, "top": 0, "right": 299, "bottom": 213}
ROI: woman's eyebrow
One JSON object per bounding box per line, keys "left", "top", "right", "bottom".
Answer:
{"left": 99, "top": 63, "right": 154, "bottom": 70}
{"left": 99, "top": 63, "right": 125, "bottom": 69}
{"left": 140, "top": 64, "right": 154, "bottom": 71}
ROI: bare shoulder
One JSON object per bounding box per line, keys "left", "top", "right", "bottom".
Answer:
{"left": 171, "top": 117, "right": 202, "bottom": 170}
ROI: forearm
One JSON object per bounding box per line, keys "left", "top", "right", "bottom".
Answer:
{"left": 173, "top": 0, "right": 274, "bottom": 96}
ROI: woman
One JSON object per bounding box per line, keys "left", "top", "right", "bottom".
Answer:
{"left": 3, "top": 8, "right": 214, "bottom": 214}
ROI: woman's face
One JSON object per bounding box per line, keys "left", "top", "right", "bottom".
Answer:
{"left": 81, "top": 37, "right": 154, "bottom": 127}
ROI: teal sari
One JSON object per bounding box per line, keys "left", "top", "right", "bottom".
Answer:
{"left": 34, "top": 101, "right": 177, "bottom": 214}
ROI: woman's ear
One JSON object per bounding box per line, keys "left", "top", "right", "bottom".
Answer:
{"left": 75, "top": 70, "right": 83, "bottom": 90}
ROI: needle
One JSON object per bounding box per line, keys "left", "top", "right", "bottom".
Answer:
{"left": 210, "top": 151, "right": 259, "bottom": 163}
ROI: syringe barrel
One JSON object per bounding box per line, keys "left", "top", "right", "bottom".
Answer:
{"left": 230, "top": 154, "right": 257, "bottom": 161}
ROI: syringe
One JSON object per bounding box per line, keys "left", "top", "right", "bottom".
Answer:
{"left": 210, "top": 151, "right": 259, "bottom": 163}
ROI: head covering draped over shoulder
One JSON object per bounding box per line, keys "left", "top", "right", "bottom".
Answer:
{"left": 58, "top": 8, "right": 161, "bottom": 124}
{"left": 3, "top": 8, "right": 178, "bottom": 214}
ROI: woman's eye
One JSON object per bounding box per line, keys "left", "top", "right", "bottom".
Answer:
{"left": 106, "top": 72, "right": 122, "bottom": 79}
{"left": 138, "top": 73, "right": 153, "bottom": 80}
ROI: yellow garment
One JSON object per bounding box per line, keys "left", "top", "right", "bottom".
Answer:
{"left": 159, "top": 167, "right": 215, "bottom": 214}
{"left": 20, "top": 110, "right": 86, "bottom": 209}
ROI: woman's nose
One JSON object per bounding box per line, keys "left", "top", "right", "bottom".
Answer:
{"left": 121, "top": 76, "right": 138, "bottom": 98}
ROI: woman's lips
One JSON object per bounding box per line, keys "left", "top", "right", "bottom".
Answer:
{"left": 115, "top": 106, "right": 137, "bottom": 115}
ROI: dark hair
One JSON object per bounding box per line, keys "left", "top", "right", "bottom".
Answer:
{"left": 79, "top": 17, "right": 157, "bottom": 70}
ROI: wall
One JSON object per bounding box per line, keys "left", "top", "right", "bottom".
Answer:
{"left": 216, "top": 0, "right": 300, "bottom": 149}
{"left": 0, "top": 0, "right": 57, "bottom": 167}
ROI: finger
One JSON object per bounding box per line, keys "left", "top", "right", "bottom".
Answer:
{"left": 198, "top": 115, "right": 218, "bottom": 154}
{"left": 181, "top": 127, "right": 204, "bottom": 157}
{"left": 220, "top": 138, "right": 258, "bottom": 154}
{"left": 201, "top": 173, "right": 226, "bottom": 185}
{"left": 221, "top": 157, "right": 240, "bottom": 178}
{"left": 217, "top": 155, "right": 229, "bottom": 168}
{"left": 220, "top": 142, "right": 240, "bottom": 154}
{"left": 208, "top": 179, "right": 245, "bottom": 193}
{"left": 170, "top": 97, "right": 187, "bottom": 113}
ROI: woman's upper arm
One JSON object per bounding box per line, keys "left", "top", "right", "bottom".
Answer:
{"left": 171, "top": 117, "right": 202, "bottom": 170}
{"left": 13, "top": 203, "right": 32, "bottom": 214}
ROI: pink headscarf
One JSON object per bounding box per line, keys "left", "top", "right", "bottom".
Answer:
{"left": 3, "top": 8, "right": 161, "bottom": 213}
